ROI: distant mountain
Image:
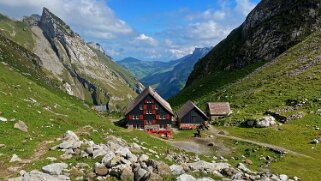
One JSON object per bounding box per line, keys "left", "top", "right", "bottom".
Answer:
{"left": 118, "top": 47, "right": 211, "bottom": 99}
{"left": 117, "top": 57, "right": 181, "bottom": 80}
{"left": 0, "top": 8, "right": 143, "bottom": 112}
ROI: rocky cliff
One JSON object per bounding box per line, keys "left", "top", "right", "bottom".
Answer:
{"left": 18, "top": 7, "right": 143, "bottom": 112}
{"left": 187, "top": 0, "right": 321, "bottom": 86}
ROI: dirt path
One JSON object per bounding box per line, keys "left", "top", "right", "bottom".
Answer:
{"left": 3, "top": 140, "right": 53, "bottom": 179}
{"left": 208, "top": 126, "right": 312, "bottom": 159}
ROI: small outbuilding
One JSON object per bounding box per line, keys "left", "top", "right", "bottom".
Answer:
{"left": 207, "top": 102, "right": 231, "bottom": 120}
{"left": 176, "top": 100, "right": 208, "bottom": 129}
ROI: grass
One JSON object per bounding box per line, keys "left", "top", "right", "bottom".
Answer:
{"left": 0, "top": 14, "right": 35, "bottom": 50}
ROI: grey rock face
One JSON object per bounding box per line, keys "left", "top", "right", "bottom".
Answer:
{"left": 42, "top": 163, "right": 68, "bottom": 175}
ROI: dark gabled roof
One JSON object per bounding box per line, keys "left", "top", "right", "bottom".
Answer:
{"left": 176, "top": 100, "right": 208, "bottom": 119}
{"left": 207, "top": 102, "right": 231, "bottom": 115}
{"left": 125, "top": 86, "right": 174, "bottom": 115}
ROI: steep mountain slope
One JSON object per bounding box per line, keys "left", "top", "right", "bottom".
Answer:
{"left": 141, "top": 47, "right": 211, "bottom": 98}
{"left": 118, "top": 47, "right": 210, "bottom": 98}
{"left": 117, "top": 57, "right": 181, "bottom": 80}
{"left": 186, "top": 0, "right": 321, "bottom": 87}
{"left": 0, "top": 8, "right": 143, "bottom": 112}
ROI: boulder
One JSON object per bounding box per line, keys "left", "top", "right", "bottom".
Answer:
{"left": 146, "top": 172, "right": 163, "bottom": 181}
{"left": 154, "top": 161, "right": 171, "bottom": 176}
{"left": 256, "top": 116, "right": 276, "bottom": 128}
{"left": 135, "top": 168, "right": 148, "bottom": 181}
{"left": 237, "top": 163, "right": 253, "bottom": 173}
{"left": 46, "top": 157, "right": 57, "bottom": 162}
{"left": 63, "top": 130, "right": 79, "bottom": 142}
{"left": 115, "top": 147, "right": 131, "bottom": 157}
{"left": 0, "top": 144, "right": 5, "bottom": 148}
{"left": 93, "top": 149, "right": 108, "bottom": 159}
{"left": 106, "top": 155, "right": 122, "bottom": 168}
{"left": 10, "top": 154, "right": 22, "bottom": 163}
{"left": 176, "top": 174, "right": 196, "bottom": 181}
{"left": 42, "top": 163, "right": 68, "bottom": 175}
{"left": 170, "top": 165, "right": 185, "bottom": 175}
{"left": 312, "top": 138, "right": 321, "bottom": 144}
{"left": 186, "top": 160, "right": 230, "bottom": 172}
{"left": 279, "top": 174, "right": 288, "bottom": 181}
{"left": 138, "top": 154, "right": 149, "bottom": 162}
{"left": 8, "top": 170, "right": 70, "bottom": 181}
{"left": 102, "top": 151, "right": 115, "bottom": 166}
{"left": 94, "top": 163, "right": 108, "bottom": 176}
{"left": 120, "top": 167, "right": 134, "bottom": 180}
{"left": 14, "top": 121, "right": 28, "bottom": 132}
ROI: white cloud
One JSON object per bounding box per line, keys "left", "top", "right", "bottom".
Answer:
{"left": 0, "top": 0, "right": 133, "bottom": 40}
{"left": 235, "top": 0, "right": 256, "bottom": 16}
{"left": 134, "top": 34, "right": 158, "bottom": 46}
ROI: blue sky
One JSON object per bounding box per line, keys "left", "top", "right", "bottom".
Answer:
{"left": 0, "top": 0, "right": 260, "bottom": 61}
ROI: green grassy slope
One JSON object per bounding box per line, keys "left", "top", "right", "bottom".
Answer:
{"left": 173, "top": 30, "right": 321, "bottom": 180}
{"left": 0, "top": 14, "right": 35, "bottom": 50}
{"left": 0, "top": 48, "right": 177, "bottom": 179}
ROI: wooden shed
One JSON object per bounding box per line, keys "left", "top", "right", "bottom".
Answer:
{"left": 176, "top": 100, "right": 208, "bottom": 129}
{"left": 125, "top": 86, "right": 174, "bottom": 131}
{"left": 207, "top": 102, "right": 231, "bottom": 120}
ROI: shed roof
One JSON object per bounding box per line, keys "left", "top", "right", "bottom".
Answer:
{"left": 176, "top": 100, "right": 208, "bottom": 119}
{"left": 125, "top": 86, "right": 174, "bottom": 115}
{"left": 207, "top": 102, "right": 231, "bottom": 115}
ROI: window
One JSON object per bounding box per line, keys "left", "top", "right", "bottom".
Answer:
{"left": 155, "top": 104, "right": 159, "bottom": 110}
{"left": 147, "top": 109, "right": 152, "bottom": 114}
{"left": 139, "top": 104, "right": 143, "bottom": 110}
{"left": 133, "top": 115, "right": 140, "bottom": 120}
{"left": 159, "top": 115, "right": 166, "bottom": 120}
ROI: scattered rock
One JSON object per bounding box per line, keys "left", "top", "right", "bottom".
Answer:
{"left": 279, "top": 174, "right": 288, "bottom": 181}
{"left": 244, "top": 159, "right": 253, "bottom": 165}
{"left": 138, "top": 154, "right": 149, "bottom": 162}
{"left": 10, "top": 154, "right": 22, "bottom": 162}
{"left": 134, "top": 168, "right": 148, "bottom": 181}
{"left": 14, "top": 121, "right": 28, "bottom": 132}
{"left": 176, "top": 174, "right": 196, "bottom": 181}
{"left": 312, "top": 138, "right": 321, "bottom": 144}
{"left": 147, "top": 172, "right": 163, "bottom": 181}
{"left": 94, "top": 163, "right": 108, "bottom": 176}
{"left": 0, "top": 116, "right": 7, "bottom": 122}
{"left": 102, "top": 151, "right": 116, "bottom": 166}
{"left": 237, "top": 163, "right": 253, "bottom": 174}
{"left": 170, "top": 165, "right": 185, "bottom": 175}
{"left": 8, "top": 170, "right": 70, "bottom": 181}
{"left": 120, "top": 167, "right": 134, "bottom": 180}
{"left": 42, "top": 163, "right": 68, "bottom": 175}
{"left": 0, "top": 144, "right": 5, "bottom": 148}
{"left": 60, "top": 153, "right": 72, "bottom": 160}
{"left": 218, "top": 131, "right": 225, "bottom": 135}
{"left": 46, "top": 157, "right": 57, "bottom": 162}
{"left": 185, "top": 160, "right": 230, "bottom": 172}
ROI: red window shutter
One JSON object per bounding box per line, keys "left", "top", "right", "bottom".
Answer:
{"left": 144, "top": 120, "right": 147, "bottom": 125}
{"left": 129, "top": 115, "right": 133, "bottom": 120}
{"left": 156, "top": 115, "right": 160, "bottom": 120}
{"left": 166, "top": 114, "right": 170, "bottom": 119}
{"left": 144, "top": 104, "right": 147, "bottom": 109}
{"left": 143, "top": 109, "right": 146, "bottom": 114}
{"left": 152, "top": 120, "right": 156, "bottom": 124}
{"left": 152, "top": 110, "right": 156, "bottom": 114}
{"left": 152, "top": 105, "right": 155, "bottom": 110}
{"left": 139, "top": 115, "right": 143, "bottom": 120}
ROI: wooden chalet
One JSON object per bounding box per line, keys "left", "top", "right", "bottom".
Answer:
{"left": 176, "top": 100, "right": 208, "bottom": 129}
{"left": 125, "top": 86, "right": 174, "bottom": 131}
{"left": 207, "top": 102, "right": 231, "bottom": 120}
